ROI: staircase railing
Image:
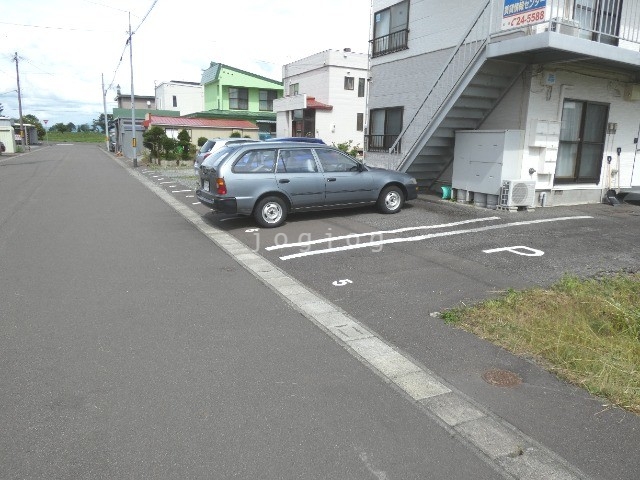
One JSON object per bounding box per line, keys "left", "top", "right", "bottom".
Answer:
{"left": 389, "top": 0, "right": 493, "bottom": 163}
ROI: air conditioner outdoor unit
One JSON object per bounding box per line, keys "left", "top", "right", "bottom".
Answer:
{"left": 500, "top": 180, "right": 536, "bottom": 208}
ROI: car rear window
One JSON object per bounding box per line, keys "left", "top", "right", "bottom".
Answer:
{"left": 201, "top": 146, "right": 234, "bottom": 168}
{"left": 200, "top": 140, "right": 216, "bottom": 153}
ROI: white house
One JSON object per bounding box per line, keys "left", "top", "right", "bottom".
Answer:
{"left": 154, "top": 80, "right": 204, "bottom": 116}
{"left": 274, "top": 49, "right": 369, "bottom": 150}
{"left": 367, "top": 0, "right": 640, "bottom": 208}
{"left": 0, "top": 117, "right": 17, "bottom": 153}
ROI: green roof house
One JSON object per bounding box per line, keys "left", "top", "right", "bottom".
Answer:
{"left": 187, "top": 62, "right": 283, "bottom": 139}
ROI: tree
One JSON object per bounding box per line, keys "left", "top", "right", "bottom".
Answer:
{"left": 143, "top": 126, "right": 167, "bottom": 160}
{"left": 65, "top": 122, "right": 76, "bottom": 133}
{"left": 49, "top": 123, "right": 69, "bottom": 133}
{"left": 0, "top": 103, "right": 4, "bottom": 116}
{"left": 77, "top": 124, "right": 92, "bottom": 133}
{"left": 22, "top": 114, "right": 46, "bottom": 140}
{"left": 92, "top": 113, "right": 113, "bottom": 133}
{"left": 177, "top": 129, "right": 191, "bottom": 160}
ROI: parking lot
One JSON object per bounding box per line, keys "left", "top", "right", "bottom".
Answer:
{"left": 145, "top": 166, "right": 640, "bottom": 320}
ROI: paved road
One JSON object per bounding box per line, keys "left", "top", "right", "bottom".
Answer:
{"left": 1, "top": 144, "right": 638, "bottom": 479}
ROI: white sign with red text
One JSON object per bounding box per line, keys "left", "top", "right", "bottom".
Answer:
{"left": 502, "top": 0, "right": 547, "bottom": 30}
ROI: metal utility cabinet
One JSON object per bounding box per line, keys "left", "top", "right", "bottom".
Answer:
{"left": 452, "top": 130, "right": 525, "bottom": 197}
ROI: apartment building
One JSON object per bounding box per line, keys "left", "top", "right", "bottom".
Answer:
{"left": 367, "top": 0, "right": 640, "bottom": 207}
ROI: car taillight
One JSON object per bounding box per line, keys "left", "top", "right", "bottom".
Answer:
{"left": 216, "top": 178, "right": 227, "bottom": 195}
{"left": 203, "top": 152, "right": 211, "bottom": 160}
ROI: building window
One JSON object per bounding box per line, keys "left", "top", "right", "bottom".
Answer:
{"left": 357, "top": 113, "right": 364, "bottom": 132}
{"left": 367, "top": 107, "right": 403, "bottom": 152}
{"left": 344, "top": 76, "right": 355, "bottom": 90}
{"left": 358, "top": 78, "right": 365, "bottom": 97}
{"left": 371, "top": 0, "right": 409, "bottom": 57}
{"left": 172, "top": 95, "right": 177, "bottom": 107}
{"left": 555, "top": 99, "right": 608, "bottom": 184}
{"left": 290, "top": 83, "right": 299, "bottom": 96}
{"left": 229, "top": 87, "right": 248, "bottom": 110}
{"left": 259, "top": 90, "right": 277, "bottom": 111}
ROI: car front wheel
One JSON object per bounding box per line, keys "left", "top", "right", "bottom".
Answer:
{"left": 254, "top": 196, "right": 288, "bottom": 228}
{"left": 377, "top": 185, "right": 404, "bottom": 214}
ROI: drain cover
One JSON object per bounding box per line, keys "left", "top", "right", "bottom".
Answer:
{"left": 482, "top": 369, "right": 522, "bottom": 387}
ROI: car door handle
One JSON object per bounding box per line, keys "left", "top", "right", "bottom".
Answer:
{"left": 279, "top": 179, "right": 290, "bottom": 184}
{"left": 327, "top": 178, "right": 337, "bottom": 182}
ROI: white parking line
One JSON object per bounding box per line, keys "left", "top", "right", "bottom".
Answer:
{"left": 266, "top": 217, "right": 501, "bottom": 251}
{"left": 172, "top": 189, "right": 192, "bottom": 193}
{"left": 277, "top": 216, "right": 593, "bottom": 260}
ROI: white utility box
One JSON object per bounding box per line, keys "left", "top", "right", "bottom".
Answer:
{"left": 452, "top": 130, "right": 525, "bottom": 195}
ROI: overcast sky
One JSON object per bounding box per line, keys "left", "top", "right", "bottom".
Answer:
{"left": 0, "top": 0, "right": 372, "bottom": 128}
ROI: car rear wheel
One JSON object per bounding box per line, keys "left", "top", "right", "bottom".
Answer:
{"left": 377, "top": 185, "right": 404, "bottom": 214}
{"left": 254, "top": 196, "right": 287, "bottom": 228}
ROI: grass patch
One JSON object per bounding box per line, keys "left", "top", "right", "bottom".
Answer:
{"left": 46, "top": 132, "right": 105, "bottom": 143}
{"left": 442, "top": 272, "right": 640, "bottom": 414}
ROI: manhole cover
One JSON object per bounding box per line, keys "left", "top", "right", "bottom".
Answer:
{"left": 482, "top": 369, "right": 522, "bottom": 387}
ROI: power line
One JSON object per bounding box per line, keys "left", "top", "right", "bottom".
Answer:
{"left": 134, "top": 0, "right": 158, "bottom": 33}
{"left": 0, "top": 20, "right": 119, "bottom": 33}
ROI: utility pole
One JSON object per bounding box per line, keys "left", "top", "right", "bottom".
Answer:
{"left": 102, "top": 73, "right": 109, "bottom": 152}
{"left": 14, "top": 52, "right": 26, "bottom": 150}
{"left": 128, "top": 12, "right": 137, "bottom": 167}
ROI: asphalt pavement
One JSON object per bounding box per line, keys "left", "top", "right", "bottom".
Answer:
{"left": 1, "top": 144, "right": 638, "bottom": 479}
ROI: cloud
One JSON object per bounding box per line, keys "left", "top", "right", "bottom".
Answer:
{"left": 0, "top": 0, "right": 371, "bottom": 127}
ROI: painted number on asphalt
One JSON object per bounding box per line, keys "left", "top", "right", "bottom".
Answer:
{"left": 333, "top": 279, "right": 354, "bottom": 287}
{"left": 483, "top": 246, "right": 545, "bottom": 256}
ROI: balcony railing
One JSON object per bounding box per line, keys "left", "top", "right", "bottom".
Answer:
{"left": 367, "top": 134, "right": 400, "bottom": 152}
{"left": 497, "top": 0, "right": 639, "bottom": 45}
{"left": 371, "top": 29, "right": 409, "bottom": 57}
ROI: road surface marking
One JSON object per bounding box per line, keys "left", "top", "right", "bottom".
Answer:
{"left": 265, "top": 217, "right": 501, "bottom": 251}
{"left": 277, "top": 216, "right": 593, "bottom": 260}
{"left": 484, "top": 246, "right": 545, "bottom": 256}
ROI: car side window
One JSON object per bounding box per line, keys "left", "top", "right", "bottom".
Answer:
{"left": 315, "top": 149, "right": 359, "bottom": 172}
{"left": 276, "top": 149, "right": 317, "bottom": 173}
{"left": 232, "top": 149, "right": 276, "bottom": 173}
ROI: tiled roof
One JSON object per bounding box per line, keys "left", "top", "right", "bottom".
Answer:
{"left": 144, "top": 115, "right": 257, "bottom": 130}
{"left": 307, "top": 97, "right": 333, "bottom": 110}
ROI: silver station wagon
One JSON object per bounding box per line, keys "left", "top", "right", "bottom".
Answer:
{"left": 196, "top": 141, "right": 418, "bottom": 228}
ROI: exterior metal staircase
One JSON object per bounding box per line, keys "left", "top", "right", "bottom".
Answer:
{"left": 391, "top": 1, "right": 526, "bottom": 190}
